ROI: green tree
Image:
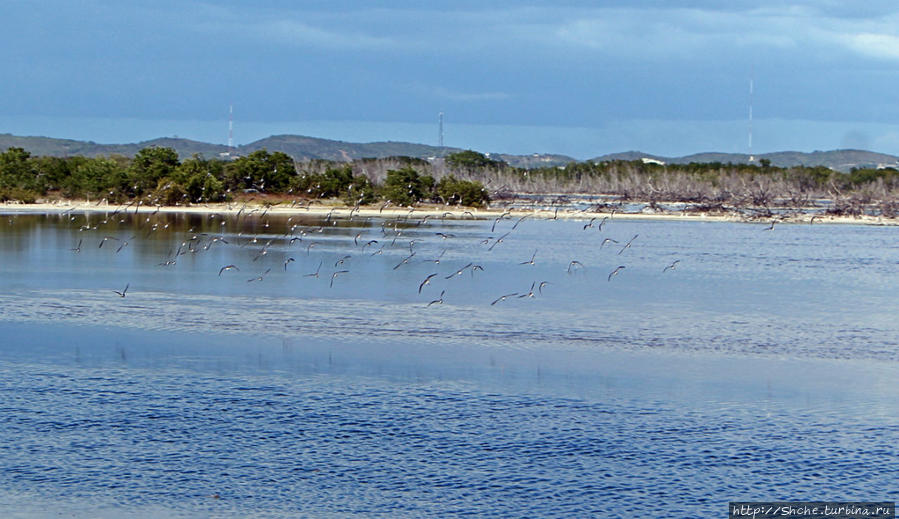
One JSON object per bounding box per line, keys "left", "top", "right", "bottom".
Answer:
{"left": 224, "top": 150, "right": 296, "bottom": 193}
{"left": 445, "top": 150, "right": 504, "bottom": 171}
{"left": 151, "top": 178, "right": 188, "bottom": 206}
{"left": 436, "top": 175, "right": 490, "bottom": 207}
{"left": 31, "top": 156, "right": 79, "bottom": 192}
{"left": 129, "top": 146, "right": 180, "bottom": 195}
{"left": 64, "top": 157, "right": 128, "bottom": 199}
{"left": 0, "top": 147, "right": 41, "bottom": 191}
{"left": 380, "top": 167, "right": 434, "bottom": 206}
{"left": 343, "top": 174, "right": 377, "bottom": 206}
{"left": 173, "top": 155, "right": 226, "bottom": 202}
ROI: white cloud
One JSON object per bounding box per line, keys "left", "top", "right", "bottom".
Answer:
{"left": 404, "top": 82, "right": 511, "bottom": 103}
{"left": 261, "top": 19, "right": 395, "bottom": 50}
{"left": 182, "top": 3, "right": 899, "bottom": 66}
{"left": 432, "top": 87, "right": 511, "bottom": 102}
{"left": 189, "top": 3, "right": 397, "bottom": 51}
{"left": 840, "top": 32, "right": 899, "bottom": 60}
{"left": 546, "top": 7, "right": 809, "bottom": 60}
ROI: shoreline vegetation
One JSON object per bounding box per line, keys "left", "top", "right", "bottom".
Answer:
{"left": 1, "top": 145, "right": 898, "bottom": 225}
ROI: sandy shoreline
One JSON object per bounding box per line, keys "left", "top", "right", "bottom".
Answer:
{"left": 2, "top": 199, "right": 897, "bottom": 226}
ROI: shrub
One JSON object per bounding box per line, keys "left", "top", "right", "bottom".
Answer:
{"left": 0, "top": 187, "right": 39, "bottom": 203}
{"left": 445, "top": 150, "right": 504, "bottom": 170}
{"left": 380, "top": 167, "right": 434, "bottom": 206}
{"left": 436, "top": 175, "right": 490, "bottom": 207}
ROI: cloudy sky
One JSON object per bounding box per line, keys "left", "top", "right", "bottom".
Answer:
{"left": 3, "top": 1, "right": 899, "bottom": 158}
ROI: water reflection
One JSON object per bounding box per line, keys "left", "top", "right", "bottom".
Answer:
{"left": 1, "top": 209, "right": 898, "bottom": 516}
{"left": 1, "top": 210, "right": 897, "bottom": 358}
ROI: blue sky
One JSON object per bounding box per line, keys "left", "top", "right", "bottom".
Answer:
{"left": 3, "top": 1, "right": 899, "bottom": 158}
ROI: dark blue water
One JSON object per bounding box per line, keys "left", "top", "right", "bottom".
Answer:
{"left": 1, "top": 210, "right": 897, "bottom": 517}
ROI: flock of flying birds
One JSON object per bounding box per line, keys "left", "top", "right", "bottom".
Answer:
{"left": 48, "top": 202, "right": 690, "bottom": 306}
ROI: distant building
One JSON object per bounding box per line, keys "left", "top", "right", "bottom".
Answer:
{"left": 641, "top": 157, "right": 665, "bottom": 166}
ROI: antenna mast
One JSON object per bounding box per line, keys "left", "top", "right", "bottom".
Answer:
{"left": 228, "top": 104, "right": 234, "bottom": 155}
{"left": 748, "top": 76, "right": 754, "bottom": 162}
{"left": 438, "top": 112, "right": 444, "bottom": 147}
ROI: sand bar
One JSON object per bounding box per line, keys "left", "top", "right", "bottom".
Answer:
{"left": 2, "top": 199, "right": 897, "bottom": 226}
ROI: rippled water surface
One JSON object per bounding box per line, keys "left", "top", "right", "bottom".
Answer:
{"left": 0, "top": 210, "right": 897, "bottom": 517}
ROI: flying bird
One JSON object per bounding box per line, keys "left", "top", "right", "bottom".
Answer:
{"left": 427, "top": 290, "right": 446, "bottom": 307}
{"left": 490, "top": 215, "right": 503, "bottom": 232}
{"left": 252, "top": 240, "right": 273, "bottom": 261}
{"left": 491, "top": 293, "right": 518, "bottom": 306}
{"left": 445, "top": 262, "right": 474, "bottom": 279}
{"left": 419, "top": 273, "right": 438, "bottom": 294}
{"left": 426, "top": 249, "right": 447, "bottom": 264}
{"left": 393, "top": 252, "right": 416, "bottom": 270}
{"left": 512, "top": 214, "right": 530, "bottom": 229}
{"left": 608, "top": 265, "right": 626, "bottom": 281}
{"left": 663, "top": 260, "right": 680, "bottom": 273}
{"left": 115, "top": 239, "right": 131, "bottom": 253}
{"left": 218, "top": 264, "right": 240, "bottom": 276}
{"left": 487, "top": 231, "right": 510, "bottom": 251}
{"left": 600, "top": 238, "right": 619, "bottom": 248}
{"left": 519, "top": 250, "right": 537, "bottom": 266}
{"left": 567, "top": 260, "right": 584, "bottom": 274}
{"left": 247, "top": 268, "right": 271, "bottom": 283}
{"left": 98, "top": 236, "right": 120, "bottom": 248}
{"left": 518, "top": 282, "right": 537, "bottom": 299}
{"left": 112, "top": 283, "right": 129, "bottom": 297}
{"left": 618, "top": 234, "right": 638, "bottom": 255}
{"left": 304, "top": 260, "right": 323, "bottom": 278}
{"left": 330, "top": 270, "right": 350, "bottom": 288}
{"left": 596, "top": 217, "right": 608, "bottom": 231}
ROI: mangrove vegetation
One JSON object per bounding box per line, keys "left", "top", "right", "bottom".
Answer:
{"left": 2, "top": 145, "right": 898, "bottom": 217}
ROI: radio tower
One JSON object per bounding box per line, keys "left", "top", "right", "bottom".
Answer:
{"left": 748, "top": 77, "right": 754, "bottom": 163}
{"left": 438, "top": 112, "right": 444, "bottom": 147}
{"left": 228, "top": 104, "right": 234, "bottom": 156}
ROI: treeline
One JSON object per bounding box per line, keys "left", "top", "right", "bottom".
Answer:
{"left": 0, "top": 146, "right": 491, "bottom": 207}
{"left": 2, "top": 145, "right": 898, "bottom": 216}
{"left": 490, "top": 158, "right": 899, "bottom": 216}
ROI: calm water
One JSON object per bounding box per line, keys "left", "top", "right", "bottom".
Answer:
{"left": 0, "top": 209, "right": 897, "bottom": 518}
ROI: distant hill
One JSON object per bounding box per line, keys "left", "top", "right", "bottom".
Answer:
{"left": 0, "top": 132, "right": 467, "bottom": 162}
{"left": 592, "top": 149, "right": 899, "bottom": 172}
{"left": 239, "top": 134, "right": 462, "bottom": 162}
{"left": 0, "top": 132, "right": 574, "bottom": 169}
{"left": 3, "top": 132, "right": 898, "bottom": 172}
{"left": 0, "top": 134, "right": 229, "bottom": 159}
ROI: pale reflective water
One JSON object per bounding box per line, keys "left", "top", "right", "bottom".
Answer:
{"left": 0, "top": 210, "right": 897, "bottom": 518}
